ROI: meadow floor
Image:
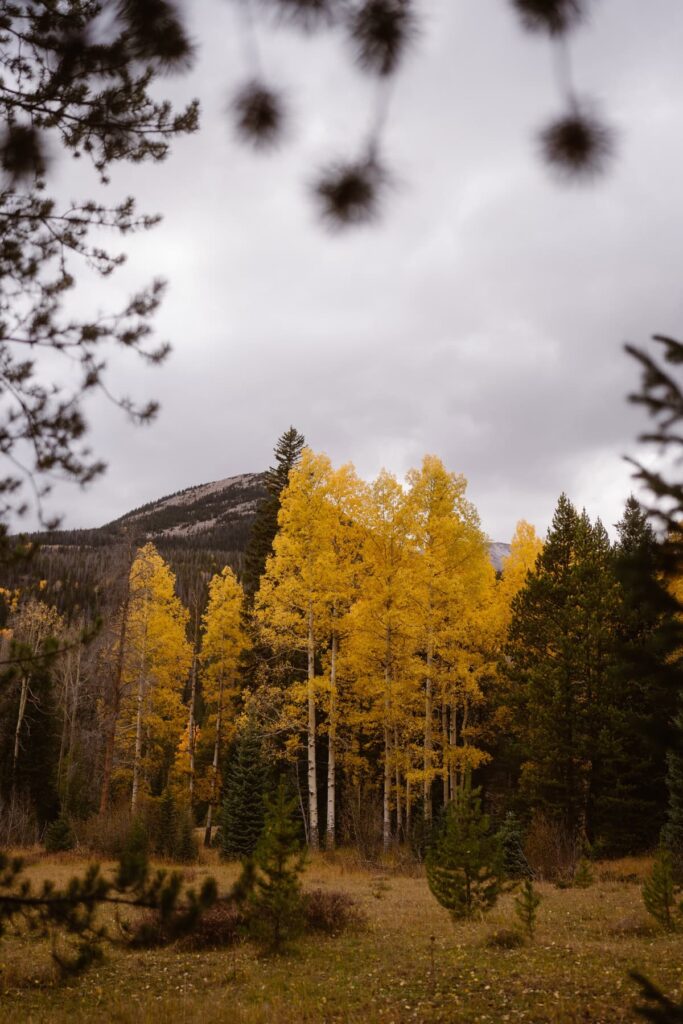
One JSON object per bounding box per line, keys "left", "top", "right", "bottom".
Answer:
{"left": 0, "top": 852, "right": 680, "bottom": 1023}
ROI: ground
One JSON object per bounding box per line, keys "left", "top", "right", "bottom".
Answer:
{"left": 0, "top": 851, "right": 680, "bottom": 1023}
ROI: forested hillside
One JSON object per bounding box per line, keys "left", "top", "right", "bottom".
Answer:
{"left": 1, "top": 439, "right": 680, "bottom": 878}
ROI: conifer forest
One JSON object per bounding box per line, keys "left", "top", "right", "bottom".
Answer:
{"left": 1, "top": 1, "right": 682, "bottom": 1022}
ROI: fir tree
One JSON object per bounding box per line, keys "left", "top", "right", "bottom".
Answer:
{"left": 662, "top": 705, "right": 683, "bottom": 878}
{"left": 514, "top": 877, "right": 541, "bottom": 939}
{"left": 503, "top": 495, "right": 617, "bottom": 842}
{"left": 243, "top": 778, "right": 306, "bottom": 953}
{"left": 175, "top": 805, "right": 199, "bottom": 864}
{"left": 44, "top": 814, "right": 76, "bottom": 853}
{"left": 642, "top": 848, "right": 680, "bottom": 932}
{"left": 243, "top": 427, "right": 306, "bottom": 600}
{"left": 220, "top": 725, "right": 268, "bottom": 860}
{"left": 497, "top": 812, "right": 530, "bottom": 879}
{"left": 601, "top": 498, "right": 682, "bottom": 854}
{"left": 157, "top": 787, "right": 178, "bottom": 858}
{"left": 425, "top": 780, "right": 503, "bottom": 921}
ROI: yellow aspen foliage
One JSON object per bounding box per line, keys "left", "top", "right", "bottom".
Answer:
{"left": 343, "top": 469, "right": 420, "bottom": 850}
{"left": 255, "top": 448, "right": 340, "bottom": 850}
{"left": 406, "top": 455, "right": 495, "bottom": 820}
{"left": 199, "top": 566, "right": 248, "bottom": 845}
{"left": 115, "top": 543, "right": 191, "bottom": 811}
{"left": 498, "top": 520, "right": 544, "bottom": 621}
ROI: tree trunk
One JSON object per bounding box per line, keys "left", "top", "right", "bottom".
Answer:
{"left": 188, "top": 624, "right": 199, "bottom": 804}
{"left": 383, "top": 718, "right": 392, "bottom": 852}
{"left": 100, "top": 590, "right": 130, "bottom": 815}
{"left": 204, "top": 681, "right": 223, "bottom": 848}
{"left": 12, "top": 675, "right": 29, "bottom": 779}
{"left": 326, "top": 631, "right": 337, "bottom": 850}
{"left": 423, "top": 639, "right": 433, "bottom": 822}
{"left": 449, "top": 701, "right": 457, "bottom": 799}
{"left": 441, "top": 701, "right": 449, "bottom": 806}
{"left": 307, "top": 606, "right": 319, "bottom": 850}
{"left": 394, "top": 726, "right": 402, "bottom": 841}
{"left": 131, "top": 605, "right": 149, "bottom": 815}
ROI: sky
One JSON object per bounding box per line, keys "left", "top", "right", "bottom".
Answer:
{"left": 34, "top": 0, "right": 683, "bottom": 542}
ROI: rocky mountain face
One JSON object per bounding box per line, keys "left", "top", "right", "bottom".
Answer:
{"left": 9, "top": 472, "right": 511, "bottom": 617}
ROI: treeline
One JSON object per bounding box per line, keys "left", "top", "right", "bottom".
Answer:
{"left": 1, "top": 440, "right": 681, "bottom": 870}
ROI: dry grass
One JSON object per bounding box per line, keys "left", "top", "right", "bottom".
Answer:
{"left": 0, "top": 852, "right": 681, "bottom": 1023}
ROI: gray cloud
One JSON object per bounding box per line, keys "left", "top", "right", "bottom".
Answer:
{"left": 36, "top": 0, "right": 683, "bottom": 542}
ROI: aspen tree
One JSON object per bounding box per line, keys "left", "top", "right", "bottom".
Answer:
{"left": 255, "top": 449, "right": 336, "bottom": 850}
{"left": 116, "top": 544, "right": 191, "bottom": 812}
{"left": 406, "top": 456, "right": 492, "bottom": 821}
{"left": 345, "top": 469, "right": 418, "bottom": 850}
{"left": 200, "top": 567, "right": 248, "bottom": 846}
{"left": 321, "top": 463, "right": 366, "bottom": 849}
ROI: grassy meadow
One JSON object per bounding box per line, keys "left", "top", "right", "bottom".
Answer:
{"left": 0, "top": 850, "right": 681, "bottom": 1023}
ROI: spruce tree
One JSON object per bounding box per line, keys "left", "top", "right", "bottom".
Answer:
{"left": 503, "top": 495, "right": 616, "bottom": 842}
{"left": 243, "top": 427, "right": 306, "bottom": 600}
{"left": 514, "top": 878, "right": 541, "bottom": 939}
{"left": 662, "top": 706, "right": 683, "bottom": 878}
{"left": 244, "top": 779, "right": 306, "bottom": 953}
{"left": 220, "top": 724, "right": 268, "bottom": 859}
{"left": 642, "top": 848, "right": 680, "bottom": 931}
{"left": 157, "top": 788, "right": 178, "bottom": 858}
{"left": 601, "top": 498, "right": 682, "bottom": 854}
{"left": 425, "top": 781, "right": 503, "bottom": 921}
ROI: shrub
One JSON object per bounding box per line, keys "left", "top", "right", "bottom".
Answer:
{"left": 524, "top": 812, "right": 580, "bottom": 883}
{"left": 77, "top": 803, "right": 132, "bottom": 857}
{"left": 302, "top": 889, "right": 364, "bottom": 935}
{"left": 181, "top": 900, "right": 245, "bottom": 950}
{"left": 485, "top": 928, "right": 525, "bottom": 949}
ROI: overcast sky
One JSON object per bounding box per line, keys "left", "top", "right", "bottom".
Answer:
{"left": 38, "top": 0, "right": 683, "bottom": 542}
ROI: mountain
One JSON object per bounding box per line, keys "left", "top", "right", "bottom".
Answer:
{"left": 7, "top": 472, "right": 511, "bottom": 618}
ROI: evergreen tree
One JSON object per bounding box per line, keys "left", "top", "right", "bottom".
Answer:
{"left": 44, "top": 814, "right": 77, "bottom": 853}
{"left": 157, "top": 788, "right": 178, "bottom": 858}
{"left": 243, "top": 779, "right": 306, "bottom": 953}
{"left": 514, "top": 877, "right": 541, "bottom": 939}
{"left": 497, "top": 812, "right": 530, "bottom": 879}
{"left": 503, "top": 495, "right": 617, "bottom": 841}
{"left": 425, "top": 780, "right": 503, "bottom": 921}
{"left": 220, "top": 724, "right": 268, "bottom": 859}
{"left": 601, "top": 498, "right": 682, "bottom": 853}
{"left": 642, "top": 848, "right": 680, "bottom": 931}
{"left": 662, "top": 705, "right": 683, "bottom": 877}
{"left": 243, "top": 427, "right": 306, "bottom": 599}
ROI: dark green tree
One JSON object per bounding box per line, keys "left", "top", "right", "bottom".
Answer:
{"left": 598, "top": 498, "right": 681, "bottom": 854}
{"left": 662, "top": 708, "right": 683, "bottom": 877}
{"left": 504, "top": 495, "right": 617, "bottom": 841}
{"left": 425, "top": 781, "right": 503, "bottom": 921}
{"left": 642, "top": 848, "right": 680, "bottom": 932}
{"left": 243, "top": 427, "right": 306, "bottom": 599}
{"left": 44, "top": 814, "right": 77, "bottom": 854}
{"left": 220, "top": 724, "right": 268, "bottom": 859}
{"left": 156, "top": 788, "right": 178, "bottom": 859}
{"left": 496, "top": 811, "right": 530, "bottom": 879}
{"left": 242, "top": 778, "right": 306, "bottom": 953}
{"left": 514, "top": 877, "right": 541, "bottom": 939}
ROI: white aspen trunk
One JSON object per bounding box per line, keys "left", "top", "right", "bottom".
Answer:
{"left": 12, "top": 676, "right": 29, "bottom": 778}
{"left": 326, "top": 631, "right": 337, "bottom": 851}
{"left": 441, "top": 701, "right": 449, "bottom": 806}
{"left": 394, "top": 726, "right": 402, "bottom": 840}
{"left": 383, "top": 625, "right": 392, "bottom": 851}
{"left": 449, "top": 701, "right": 457, "bottom": 800}
{"left": 188, "top": 616, "right": 199, "bottom": 803}
{"left": 307, "top": 606, "right": 319, "bottom": 850}
{"left": 100, "top": 590, "right": 130, "bottom": 815}
{"left": 423, "top": 638, "right": 433, "bottom": 823}
{"left": 204, "top": 679, "right": 223, "bottom": 848}
{"left": 131, "top": 603, "right": 149, "bottom": 815}
{"left": 406, "top": 775, "right": 412, "bottom": 833}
